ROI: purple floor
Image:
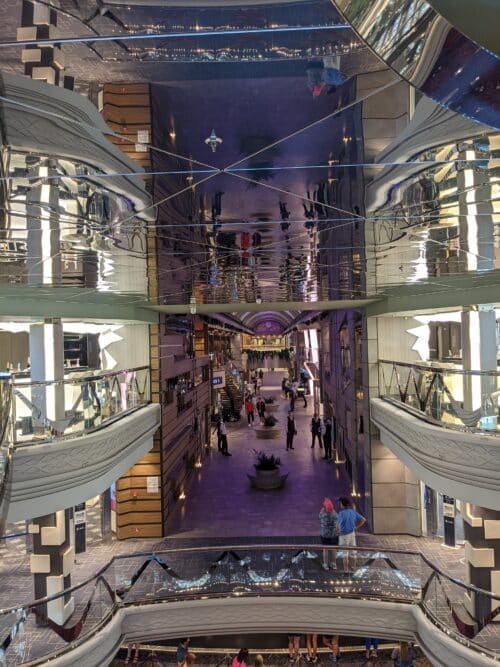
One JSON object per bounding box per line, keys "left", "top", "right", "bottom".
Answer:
{"left": 166, "top": 371, "right": 353, "bottom": 539}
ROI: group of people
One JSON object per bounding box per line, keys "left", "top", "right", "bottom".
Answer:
{"left": 319, "top": 497, "right": 366, "bottom": 572}
{"left": 244, "top": 392, "right": 266, "bottom": 426}
{"left": 130, "top": 636, "right": 417, "bottom": 666}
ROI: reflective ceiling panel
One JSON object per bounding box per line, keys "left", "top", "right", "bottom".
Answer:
{"left": 0, "top": 0, "right": 498, "bottom": 330}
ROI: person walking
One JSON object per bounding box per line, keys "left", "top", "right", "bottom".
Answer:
{"left": 289, "top": 386, "right": 296, "bottom": 411}
{"left": 336, "top": 497, "right": 366, "bottom": 571}
{"left": 286, "top": 411, "right": 297, "bottom": 450}
{"left": 322, "top": 418, "right": 332, "bottom": 460}
{"left": 258, "top": 369, "right": 264, "bottom": 380}
{"left": 245, "top": 396, "right": 255, "bottom": 426}
{"left": 319, "top": 498, "right": 338, "bottom": 570}
{"left": 219, "top": 420, "right": 231, "bottom": 456}
{"left": 311, "top": 414, "right": 322, "bottom": 449}
{"left": 306, "top": 634, "right": 318, "bottom": 663}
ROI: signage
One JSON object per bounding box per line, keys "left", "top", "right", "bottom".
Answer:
{"left": 442, "top": 495, "right": 456, "bottom": 547}
{"left": 74, "top": 502, "right": 86, "bottom": 554}
{"left": 146, "top": 476, "right": 159, "bottom": 494}
{"left": 137, "top": 130, "right": 150, "bottom": 144}
{"left": 211, "top": 371, "right": 225, "bottom": 388}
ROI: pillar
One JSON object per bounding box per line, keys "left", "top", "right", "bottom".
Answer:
{"left": 21, "top": 22, "right": 75, "bottom": 616}
{"left": 462, "top": 504, "right": 500, "bottom": 624}
{"left": 17, "top": 0, "right": 73, "bottom": 89}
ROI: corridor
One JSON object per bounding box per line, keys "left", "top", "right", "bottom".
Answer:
{"left": 166, "top": 371, "right": 358, "bottom": 539}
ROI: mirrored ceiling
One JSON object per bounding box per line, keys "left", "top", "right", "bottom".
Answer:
{"left": 0, "top": 0, "right": 498, "bottom": 331}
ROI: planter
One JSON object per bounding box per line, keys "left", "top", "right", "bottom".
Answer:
{"left": 248, "top": 466, "right": 288, "bottom": 490}
{"left": 255, "top": 426, "right": 281, "bottom": 440}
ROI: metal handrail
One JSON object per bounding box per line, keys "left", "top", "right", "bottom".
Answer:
{"left": 379, "top": 359, "right": 500, "bottom": 377}
{"left": 12, "top": 365, "right": 149, "bottom": 388}
{"left": 2, "top": 543, "right": 499, "bottom": 616}
{"left": 0, "top": 380, "right": 13, "bottom": 534}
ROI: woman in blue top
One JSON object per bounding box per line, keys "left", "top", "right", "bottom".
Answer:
{"left": 319, "top": 498, "right": 338, "bottom": 570}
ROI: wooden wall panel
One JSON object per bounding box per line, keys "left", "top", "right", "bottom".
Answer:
{"left": 102, "top": 83, "right": 161, "bottom": 540}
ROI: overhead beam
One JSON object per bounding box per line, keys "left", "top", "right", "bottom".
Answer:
{"left": 146, "top": 298, "right": 380, "bottom": 314}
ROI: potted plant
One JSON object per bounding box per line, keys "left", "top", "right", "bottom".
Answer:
{"left": 263, "top": 396, "right": 278, "bottom": 413}
{"left": 255, "top": 414, "right": 281, "bottom": 439}
{"left": 248, "top": 449, "right": 288, "bottom": 490}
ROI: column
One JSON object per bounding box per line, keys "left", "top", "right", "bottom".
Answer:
{"left": 17, "top": 0, "right": 73, "bottom": 89}
{"left": 462, "top": 504, "right": 500, "bottom": 624}
{"left": 29, "top": 511, "right": 75, "bottom": 625}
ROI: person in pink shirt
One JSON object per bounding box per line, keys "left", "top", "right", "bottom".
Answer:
{"left": 232, "top": 648, "right": 249, "bottom": 667}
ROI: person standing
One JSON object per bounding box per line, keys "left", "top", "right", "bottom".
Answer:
{"left": 311, "top": 414, "right": 322, "bottom": 449}
{"left": 336, "top": 497, "right": 366, "bottom": 571}
{"left": 322, "top": 636, "right": 340, "bottom": 664}
{"left": 258, "top": 369, "right": 264, "bottom": 380}
{"left": 176, "top": 639, "right": 190, "bottom": 667}
{"left": 245, "top": 396, "right": 255, "bottom": 426}
{"left": 288, "top": 635, "right": 301, "bottom": 663}
{"left": 322, "top": 418, "right": 332, "bottom": 460}
{"left": 232, "top": 648, "right": 249, "bottom": 667}
{"left": 289, "top": 386, "right": 296, "bottom": 411}
{"left": 319, "top": 498, "right": 338, "bottom": 569}
{"left": 219, "top": 420, "right": 231, "bottom": 456}
{"left": 286, "top": 411, "right": 296, "bottom": 450}
{"left": 256, "top": 397, "right": 266, "bottom": 423}
{"left": 365, "top": 638, "right": 379, "bottom": 660}
{"left": 391, "top": 642, "right": 416, "bottom": 666}
{"left": 213, "top": 417, "right": 223, "bottom": 452}
{"left": 306, "top": 634, "right": 318, "bottom": 663}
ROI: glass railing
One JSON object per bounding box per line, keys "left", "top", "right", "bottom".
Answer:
{"left": 11, "top": 366, "right": 150, "bottom": 445}
{"left": 0, "top": 544, "right": 499, "bottom": 665}
{"left": 379, "top": 360, "right": 500, "bottom": 433}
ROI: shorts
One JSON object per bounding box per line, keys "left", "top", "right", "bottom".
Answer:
{"left": 338, "top": 532, "right": 356, "bottom": 547}
{"left": 320, "top": 535, "right": 339, "bottom": 546}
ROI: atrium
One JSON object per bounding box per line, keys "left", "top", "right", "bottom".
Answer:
{"left": 0, "top": 1, "right": 499, "bottom": 665}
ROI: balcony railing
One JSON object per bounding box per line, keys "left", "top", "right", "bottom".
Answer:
{"left": 0, "top": 544, "right": 498, "bottom": 665}
{"left": 0, "top": 377, "right": 13, "bottom": 531}
{"left": 10, "top": 366, "right": 150, "bottom": 445}
{"left": 379, "top": 360, "right": 500, "bottom": 433}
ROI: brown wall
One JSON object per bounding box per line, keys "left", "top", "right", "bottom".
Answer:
{"left": 101, "top": 82, "right": 162, "bottom": 539}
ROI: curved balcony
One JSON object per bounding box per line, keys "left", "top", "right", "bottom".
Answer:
{"left": 333, "top": 0, "right": 500, "bottom": 130}
{"left": 1, "top": 367, "right": 160, "bottom": 522}
{"left": 372, "top": 361, "right": 500, "bottom": 509}
{"left": 0, "top": 544, "right": 498, "bottom": 666}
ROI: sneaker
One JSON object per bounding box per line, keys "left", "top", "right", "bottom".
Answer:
{"left": 312, "top": 658, "right": 318, "bottom": 664}
{"left": 322, "top": 562, "right": 329, "bottom": 570}
{"left": 305, "top": 657, "right": 312, "bottom": 663}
